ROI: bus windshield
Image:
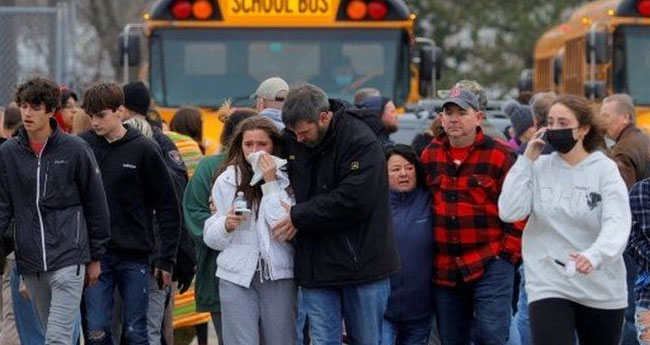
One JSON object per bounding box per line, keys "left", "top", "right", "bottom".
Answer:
{"left": 614, "top": 26, "right": 650, "bottom": 105}
{"left": 149, "top": 28, "right": 409, "bottom": 108}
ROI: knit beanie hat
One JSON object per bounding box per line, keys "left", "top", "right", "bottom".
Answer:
{"left": 510, "top": 104, "right": 534, "bottom": 138}
{"left": 501, "top": 99, "right": 519, "bottom": 117}
{"left": 123, "top": 81, "right": 151, "bottom": 116}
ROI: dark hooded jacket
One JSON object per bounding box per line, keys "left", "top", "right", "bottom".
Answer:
{"left": 80, "top": 126, "right": 180, "bottom": 271}
{"left": 284, "top": 99, "right": 400, "bottom": 287}
{"left": 356, "top": 97, "right": 395, "bottom": 148}
{"left": 0, "top": 119, "right": 111, "bottom": 274}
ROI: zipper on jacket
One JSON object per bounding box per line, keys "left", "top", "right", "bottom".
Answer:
{"left": 344, "top": 236, "right": 359, "bottom": 269}
{"left": 35, "top": 140, "right": 49, "bottom": 272}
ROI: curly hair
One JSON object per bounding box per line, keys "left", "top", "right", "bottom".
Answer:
{"left": 14, "top": 77, "right": 60, "bottom": 113}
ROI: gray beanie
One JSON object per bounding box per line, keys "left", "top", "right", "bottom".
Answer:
{"left": 510, "top": 105, "right": 534, "bottom": 138}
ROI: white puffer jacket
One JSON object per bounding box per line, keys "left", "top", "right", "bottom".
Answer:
{"left": 203, "top": 165, "right": 294, "bottom": 288}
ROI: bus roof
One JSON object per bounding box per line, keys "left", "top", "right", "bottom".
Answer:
{"left": 149, "top": 0, "right": 412, "bottom": 26}
{"left": 534, "top": 0, "right": 650, "bottom": 59}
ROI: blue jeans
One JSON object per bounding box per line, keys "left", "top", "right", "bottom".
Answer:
{"left": 302, "top": 278, "right": 390, "bottom": 345}
{"left": 434, "top": 257, "right": 515, "bottom": 345}
{"left": 83, "top": 253, "right": 149, "bottom": 345}
{"left": 381, "top": 316, "right": 433, "bottom": 345}
{"left": 12, "top": 263, "right": 81, "bottom": 345}
{"left": 511, "top": 265, "right": 530, "bottom": 345}
{"left": 296, "top": 287, "right": 309, "bottom": 345}
{"left": 623, "top": 253, "right": 640, "bottom": 345}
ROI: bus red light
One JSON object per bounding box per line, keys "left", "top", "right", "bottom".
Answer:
{"left": 193, "top": 0, "right": 214, "bottom": 19}
{"left": 171, "top": 1, "right": 193, "bottom": 19}
{"left": 347, "top": 1, "right": 367, "bottom": 20}
{"left": 638, "top": 0, "right": 650, "bottom": 17}
{"left": 368, "top": 1, "right": 388, "bottom": 19}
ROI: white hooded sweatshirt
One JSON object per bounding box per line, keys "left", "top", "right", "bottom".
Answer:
{"left": 499, "top": 151, "right": 631, "bottom": 309}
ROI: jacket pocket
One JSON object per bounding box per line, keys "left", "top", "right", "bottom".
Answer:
{"left": 468, "top": 174, "right": 498, "bottom": 204}
{"left": 42, "top": 161, "right": 78, "bottom": 207}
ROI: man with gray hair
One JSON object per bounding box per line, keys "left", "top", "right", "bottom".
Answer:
{"left": 454, "top": 80, "right": 507, "bottom": 141}
{"left": 600, "top": 93, "right": 649, "bottom": 345}
{"left": 600, "top": 93, "right": 649, "bottom": 189}
{"left": 273, "top": 83, "right": 399, "bottom": 345}
{"left": 252, "top": 76, "right": 289, "bottom": 129}
{"left": 529, "top": 91, "right": 557, "bottom": 128}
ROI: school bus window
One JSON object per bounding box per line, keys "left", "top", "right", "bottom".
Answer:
{"left": 184, "top": 43, "right": 227, "bottom": 76}
{"left": 342, "top": 43, "right": 385, "bottom": 74}
{"left": 149, "top": 28, "right": 405, "bottom": 107}
{"left": 249, "top": 42, "right": 320, "bottom": 83}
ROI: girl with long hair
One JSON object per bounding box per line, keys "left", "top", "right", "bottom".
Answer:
{"left": 203, "top": 116, "right": 296, "bottom": 345}
{"left": 499, "top": 95, "right": 630, "bottom": 345}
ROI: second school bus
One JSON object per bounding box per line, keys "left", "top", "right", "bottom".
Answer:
{"left": 121, "top": 0, "right": 441, "bottom": 154}
{"left": 529, "top": 0, "right": 650, "bottom": 132}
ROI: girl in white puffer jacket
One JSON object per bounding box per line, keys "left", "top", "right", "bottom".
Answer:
{"left": 203, "top": 117, "right": 296, "bottom": 345}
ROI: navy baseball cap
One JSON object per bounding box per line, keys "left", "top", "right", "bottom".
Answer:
{"left": 442, "top": 87, "right": 479, "bottom": 111}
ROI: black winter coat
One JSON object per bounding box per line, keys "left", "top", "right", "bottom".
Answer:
{"left": 80, "top": 127, "right": 181, "bottom": 271}
{"left": 285, "top": 99, "right": 400, "bottom": 287}
{"left": 0, "top": 120, "right": 111, "bottom": 274}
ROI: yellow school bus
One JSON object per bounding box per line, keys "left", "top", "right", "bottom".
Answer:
{"left": 121, "top": 0, "right": 440, "bottom": 154}
{"left": 530, "top": 0, "right": 650, "bottom": 131}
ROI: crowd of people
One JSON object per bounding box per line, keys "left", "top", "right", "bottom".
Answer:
{"left": 0, "top": 73, "right": 646, "bottom": 345}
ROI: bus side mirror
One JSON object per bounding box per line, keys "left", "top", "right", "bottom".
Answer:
{"left": 584, "top": 81, "right": 607, "bottom": 99}
{"left": 434, "top": 47, "right": 443, "bottom": 81}
{"left": 118, "top": 33, "right": 141, "bottom": 67}
{"left": 419, "top": 45, "right": 434, "bottom": 83}
{"left": 518, "top": 69, "right": 533, "bottom": 93}
{"left": 586, "top": 30, "right": 609, "bottom": 64}
{"left": 418, "top": 45, "right": 434, "bottom": 97}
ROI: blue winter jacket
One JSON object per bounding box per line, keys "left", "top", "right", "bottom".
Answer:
{"left": 385, "top": 187, "right": 434, "bottom": 322}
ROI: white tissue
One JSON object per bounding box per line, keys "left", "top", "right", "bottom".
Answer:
{"left": 246, "top": 151, "right": 287, "bottom": 186}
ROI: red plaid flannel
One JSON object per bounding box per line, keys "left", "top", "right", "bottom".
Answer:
{"left": 420, "top": 129, "right": 523, "bottom": 287}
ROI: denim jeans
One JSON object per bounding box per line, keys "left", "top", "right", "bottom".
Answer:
{"left": 83, "top": 253, "right": 150, "bottom": 345}
{"left": 511, "top": 265, "right": 531, "bottom": 345}
{"left": 302, "top": 278, "right": 390, "bottom": 345}
{"left": 381, "top": 315, "right": 434, "bottom": 345}
{"left": 433, "top": 257, "right": 515, "bottom": 345}
{"left": 296, "top": 287, "right": 309, "bottom": 345}
{"left": 624, "top": 253, "right": 640, "bottom": 345}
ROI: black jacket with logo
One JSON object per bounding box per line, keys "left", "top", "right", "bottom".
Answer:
{"left": 80, "top": 126, "right": 181, "bottom": 271}
{"left": 284, "top": 99, "right": 400, "bottom": 287}
{"left": 0, "top": 119, "right": 111, "bottom": 274}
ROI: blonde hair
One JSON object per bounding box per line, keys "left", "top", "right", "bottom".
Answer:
{"left": 124, "top": 116, "right": 154, "bottom": 140}
{"left": 72, "top": 111, "right": 92, "bottom": 135}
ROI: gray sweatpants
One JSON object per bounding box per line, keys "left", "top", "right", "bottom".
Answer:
{"left": 23, "top": 264, "right": 85, "bottom": 345}
{"left": 147, "top": 273, "right": 169, "bottom": 345}
{"left": 219, "top": 272, "right": 297, "bottom": 345}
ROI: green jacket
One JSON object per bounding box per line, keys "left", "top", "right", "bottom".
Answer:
{"left": 182, "top": 154, "right": 225, "bottom": 312}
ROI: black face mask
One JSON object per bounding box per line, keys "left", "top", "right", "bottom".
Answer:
{"left": 545, "top": 128, "right": 577, "bottom": 154}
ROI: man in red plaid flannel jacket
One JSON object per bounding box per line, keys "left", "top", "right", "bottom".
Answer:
{"left": 420, "top": 85, "right": 524, "bottom": 345}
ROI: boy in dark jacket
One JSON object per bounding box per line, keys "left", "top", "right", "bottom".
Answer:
{"left": 79, "top": 83, "right": 181, "bottom": 345}
{"left": 0, "top": 77, "right": 111, "bottom": 345}
{"left": 275, "top": 83, "right": 399, "bottom": 345}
